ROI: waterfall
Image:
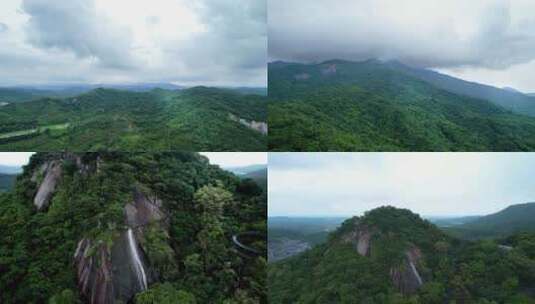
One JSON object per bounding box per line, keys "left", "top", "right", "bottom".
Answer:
{"left": 408, "top": 261, "right": 423, "bottom": 285}
{"left": 127, "top": 228, "right": 148, "bottom": 290}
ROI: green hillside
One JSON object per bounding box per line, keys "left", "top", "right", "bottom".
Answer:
{"left": 0, "top": 87, "right": 267, "bottom": 151}
{"left": 269, "top": 206, "right": 535, "bottom": 303}
{"left": 0, "top": 152, "right": 266, "bottom": 303}
{"left": 269, "top": 60, "right": 535, "bottom": 151}
{"left": 244, "top": 168, "right": 267, "bottom": 191}
{"left": 444, "top": 203, "right": 535, "bottom": 240}
{"left": 0, "top": 173, "right": 17, "bottom": 192}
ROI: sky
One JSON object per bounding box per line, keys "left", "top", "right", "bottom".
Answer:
{"left": 0, "top": 152, "right": 266, "bottom": 168}
{"left": 0, "top": 152, "right": 34, "bottom": 166}
{"left": 0, "top": 0, "right": 266, "bottom": 87}
{"left": 269, "top": 153, "right": 535, "bottom": 217}
{"left": 269, "top": 0, "right": 535, "bottom": 92}
{"left": 201, "top": 152, "right": 267, "bottom": 168}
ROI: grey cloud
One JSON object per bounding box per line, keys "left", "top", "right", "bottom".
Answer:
{"left": 0, "top": 23, "right": 8, "bottom": 32}
{"left": 171, "top": 0, "right": 267, "bottom": 75}
{"left": 22, "top": 0, "right": 137, "bottom": 69}
{"left": 0, "top": 0, "right": 266, "bottom": 87}
{"left": 268, "top": 0, "right": 535, "bottom": 70}
{"left": 269, "top": 153, "right": 535, "bottom": 217}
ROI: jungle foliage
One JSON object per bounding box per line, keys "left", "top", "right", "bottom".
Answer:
{"left": 0, "top": 87, "right": 267, "bottom": 151}
{"left": 269, "top": 207, "right": 535, "bottom": 303}
{"left": 0, "top": 152, "right": 267, "bottom": 303}
{"left": 269, "top": 60, "right": 535, "bottom": 151}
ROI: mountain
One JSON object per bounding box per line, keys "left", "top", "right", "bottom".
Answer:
{"left": 385, "top": 61, "right": 535, "bottom": 117}
{"left": 444, "top": 202, "right": 535, "bottom": 240}
{"left": 0, "top": 88, "right": 70, "bottom": 104}
{"left": 0, "top": 152, "right": 266, "bottom": 303}
{"left": 269, "top": 59, "right": 535, "bottom": 151}
{"left": 244, "top": 168, "right": 267, "bottom": 191}
{"left": 0, "top": 173, "right": 16, "bottom": 192}
{"left": 268, "top": 206, "right": 535, "bottom": 303}
{"left": 226, "top": 164, "right": 267, "bottom": 175}
{"left": 503, "top": 87, "right": 523, "bottom": 94}
{"left": 0, "top": 86, "right": 267, "bottom": 151}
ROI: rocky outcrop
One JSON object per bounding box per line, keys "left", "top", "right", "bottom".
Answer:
{"left": 125, "top": 189, "right": 166, "bottom": 228}
{"left": 33, "top": 160, "right": 62, "bottom": 210}
{"left": 229, "top": 114, "right": 268, "bottom": 135}
{"left": 74, "top": 229, "right": 151, "bottom": 304}
{"left": 74, "top": 239, "right": 115, "bottom": 304}
{"left": 340, "top": 224, "right": 372, "bottom": 256}
{"left": 74, "top": 188, "right": 166, "bottom": 303}
{"left": 390, "top": 247, "right": 424, "bottom": 295}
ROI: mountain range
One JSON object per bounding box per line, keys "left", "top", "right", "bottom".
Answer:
{"left": 269, "top": 59, "right": 535, "bottom": 151}
{"left": 0, "top": 86, "right": 267, "bottom": 151}
{"left": 443, "top": 202, "right": 535, "bottom": 240}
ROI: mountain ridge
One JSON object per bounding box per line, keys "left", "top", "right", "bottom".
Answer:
{"left": 269, "top": 59, "right": 535, "bottom": 151}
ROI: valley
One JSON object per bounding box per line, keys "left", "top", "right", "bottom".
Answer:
{"left": 0, "top": 86, "right": 267, "bottom": 151}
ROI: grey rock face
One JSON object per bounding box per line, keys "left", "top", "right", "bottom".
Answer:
{"left": 229, "top": 113, "right": 268, "bottom": 135}
{"left": 125, "top": 189, "right": 165, "bottom": 228}
{"left": 74, "top": 239, "right": 115, "bottom": 304}
{"left": 33, "top": 161, "right": 62, "bottom": 210}
{"left": 356, "top": 230, "right": 371, "bottom": 256}
{"left": 74, "top": 188, "right": 166, "bottom": 303}
{"left": 340, "top": 222, "right": 372, "bottom": 256}
{"left": 74, "top": 230, "right": 151, "bottom": 304}
{"left": 390, "top": 247, "right": 424, "bottom": 295}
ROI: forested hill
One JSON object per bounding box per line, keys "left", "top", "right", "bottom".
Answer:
{"left": 0, "top": 173, "right": 17, "bottom": 192}
{"left": 0, "top": 86, "right": 267, "bottom": 151}
{"left": 444, "top": 202, "right": 535, "bottom": 240}
{"left": 0, "top": 152, "right": 267, "bottom": 303}
{"left": 268, "top": 60, "right": 535, "bottom": 151}
{"left": 268, "top": 206, "right": 535, "bottom": 303}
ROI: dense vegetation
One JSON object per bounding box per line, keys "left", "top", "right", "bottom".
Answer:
{"left": 269, "top": 207, "right": 535, "bottom": 303}
{"left": 0, "top": 173, "right": 17, "bottom": 192}
{"left": 0, "top": 152, "right": 267, "bottom": 303}
{"left": 0, "top": 87, "right": 267, "bottom": 151}
{"left": 269, "top": 60, "right": 535, "bottom": 151}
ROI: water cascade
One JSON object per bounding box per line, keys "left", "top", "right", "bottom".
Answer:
{"left": 408, "top": 261, "right": 423, "bottom": 285}
{"left": 127, "top": 228, "right": 148, "bottom": 290}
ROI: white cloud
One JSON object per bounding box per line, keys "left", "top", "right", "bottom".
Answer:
{"left": 0, "top": 152, "right": 34, "bottom": 166}
{"left": 0, "top": 0, "right": 266, "bottom": 86}
{"left": 269, "top": 0, "right": 535, "bottom": 90}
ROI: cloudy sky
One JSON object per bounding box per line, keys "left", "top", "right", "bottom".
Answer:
{"left": 0, "top": 0, "right": 266, "bottom": 87}
{"left": 269, "top": 0, "right": 535, "bottom": 92}
{"left": 201, "top": 152, "right": 266, "bottom": 168}
{"left": 0, "top": 152, "right": 33, "bottom": 166}
{"left": 0, "top": 152, "right": 266, "bottom": 168}
{"left": 269, "top": 153, "right": 535, "bottom": 217}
